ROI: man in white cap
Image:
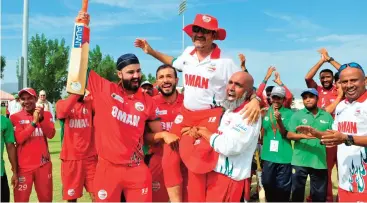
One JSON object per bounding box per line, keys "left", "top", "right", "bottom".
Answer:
{"left": 140, "top": 81, "right": 154, "bottom": 97}
{"left": 260, "top": 86, "right": 293, "bottom": 202}
{"left": 37, "top": 90, "right": 55, "bottom": 122}
{"left": 135, "top": 14, "right": 260, "bottom": 202}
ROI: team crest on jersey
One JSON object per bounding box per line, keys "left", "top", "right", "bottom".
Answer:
{"left": 355, "top": 108, "right": 361, "bottom": 116}
{"left": 111, "top": 93, "right": 124, "bottom": 104}
{"left": 98, "top": 190, "right": 107, "bottom": 200}
{"left": 152, "top": 181, "right": 161, "bottom": 192}
{"left": 174, "top": 115, "right": 183, "bottom": 124}
{"left": 18, "top": 176, "right": 26, "bottom": 183}
{"left": 135, "top": 102, "right": 145, "bottom": 111}
{"left": 264, "top": 116, "right": 269, "bottom": 121}
{"left": 302, "top": 119, "right": 308, "bottom": 124}
{"left": 82, "top": 108, "right": 88, "bottom": 114}
{"left": 68, "top": 189, "right": 75, "bottom": 196}
{"left": 194, "top": 139, "right": 201, "bottom": 145}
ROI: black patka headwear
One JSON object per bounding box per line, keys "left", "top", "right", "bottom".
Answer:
{"left": 116, "top": 53, "right": 140, "bottom": 70}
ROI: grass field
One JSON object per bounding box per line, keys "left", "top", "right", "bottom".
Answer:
{"left": 3, "top": 118, "right": 339, "bottom": 202}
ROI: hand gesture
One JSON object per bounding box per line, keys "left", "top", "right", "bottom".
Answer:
{"left": 162, "top": 132, "right": 180, "bottom": 151}
{"left": 273, "top": 72, "right": 282, "bottom": 85}
{"left": 274, "top": 108, "right": 281, "bottom": 121}
{"left": 239, "top": 53, "right": 246, "bottom": 63}
{"left": 321, "top": 130, "right": 347, "bottom": 147}
{"left": 239, "top": 98, "right": 260, "bottom": 124}
{"left": 75, "top": 11, "right": 90, "bottom": 25}
{"left": 181, "top": 127, "right": 201, "bottom": 139}
{"left": 265, "top": 66, "right": 276, "bottom": 80}
{"left": 134, "top": 39, "right": 153, "bottom": 55}
{"left": 296, "top": 125, "right": 321, "bottom": 139}
{"left": 318, "top": 48, "right": 330, "bottom": 62}
{"left": 11, "top": 173, "right": 18, "bottom": 189}
{"left": 33, "top": 108, "right": 41, "bottom": 123}
{"left": 337, "top": 84, "right": 344, "bottom": 98}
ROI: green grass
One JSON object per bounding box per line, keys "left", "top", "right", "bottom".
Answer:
{"left": 1, "top": 106, "right": 6, "bottom": 116}
{"left": 3, "top": 120, "right": 339, "bottom": 202}
{"left": 4, "top": 121, "right": 91, "bottom": 202}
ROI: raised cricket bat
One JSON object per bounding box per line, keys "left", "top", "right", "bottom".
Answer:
{"left": 66, "top": 0, "right": 90, "bottom": 95}
{"left": 255, "top": 149, "right": 266, "bottom": 202}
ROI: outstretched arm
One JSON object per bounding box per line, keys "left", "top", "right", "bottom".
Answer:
{"left": 135, "top": 39, "right": 174, "bottom": 65}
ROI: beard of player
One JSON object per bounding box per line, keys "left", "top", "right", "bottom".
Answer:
{"left": 121, "top": 77, "right": 142, "bottom": 92}
{"left": 221, "top": 91, "right": 248, "bottom": 111}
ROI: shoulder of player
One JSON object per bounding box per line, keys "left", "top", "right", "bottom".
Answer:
{"left": 9, "top": 111, "right": 23, "bottom": 122}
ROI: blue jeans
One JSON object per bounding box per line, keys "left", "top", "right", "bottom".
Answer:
{"left": 262, "top": 160, "right": 292, "bottom": 202}
{"left": 291, "top": 166, "right": 328, "bottom": 202}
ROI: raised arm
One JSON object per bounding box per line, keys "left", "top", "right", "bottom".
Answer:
{"left": 319, "top": 48, "right": 341, "bottom": 70}
{"left": 305, "top": 52, "right": 326, "bottom": 88}
{"left": 324, "top": 87, "right": 344, "bottom": 113}
{"left": 135, "top": 39, "right": 174, "bottom": 65}
{"left": 273, "top": 72, "right": 293, "bottom": 107}
{"left": 238, "top": 53, "right": 248, "bottom": 72}
{"left": 56, "top": 94, "right": 81, "bottom": 119}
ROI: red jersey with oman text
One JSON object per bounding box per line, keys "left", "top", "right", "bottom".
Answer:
{"left": 86, "top": 70, "right": 159, "bottom": 165}
{"left": 10, "top": 110, "right": 55, "bottom": 173}
{"left": 56, "top": 94, "right": 96, "bottom": 160}
{"left": 172, "top": 44, "right": 241, "bottom": 111}
{"left": 151, "top": 92, "right": 184, "bottom": 155}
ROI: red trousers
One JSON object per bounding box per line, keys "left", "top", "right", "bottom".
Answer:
{"left": 338, "top": 188, "right": 367, "bottom": 202}
{"left": 206, "top": 172, "right": 245, "bottom": 202}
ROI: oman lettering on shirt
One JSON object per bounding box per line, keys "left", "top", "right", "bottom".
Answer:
{"left": 173, "top": 44, "right": 241, "bottom": 110}
{"left": 86, "top": 70, "right": 158, "bottom": 165}
{"left": 333, "top": 91, "right": 367, "bottom": 193}
{"left": 68, "top": 118, "right": 90, "bottom": 128}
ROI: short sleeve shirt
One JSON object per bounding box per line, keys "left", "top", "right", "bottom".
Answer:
{"left": 1, "top": 115, "right": 15, "bottom": 176}
{"left": 172, "top": 44, "right": 241, "bottom": 111}
{"left": 261, "top": 106, "right": 293, "bottom": 164}
{"left": 288, "top": 108, "right": 333, "bottom": 169}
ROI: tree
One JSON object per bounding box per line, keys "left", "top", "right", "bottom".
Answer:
{"left": 1, "top": 56, "right": 6, "bottom": 79}
{"left": 89, "top": 45, "right": 118, "bottom": 82}
{"left": 27, "top": 33, "right": 69, "bottom": 103}
{"left": 141, "top": 73, "right": 156, "bottom": 84}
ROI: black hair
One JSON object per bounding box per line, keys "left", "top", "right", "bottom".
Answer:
{"left": 156, "top": 64, "right": 178, "bottom": 78}
{"left": 319, "top": 69, "right": 334, "bottom": 76}
{"left": 334, "top": 72, "right": 340, "bottom": 82}
{"left": 265, "top": 86, "right": 274, "bottom": 94}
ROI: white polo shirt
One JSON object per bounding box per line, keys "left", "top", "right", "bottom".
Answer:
{"left": 209, "top": 106, "right": 261, "bottom": 181}
{"left": 333, "top": 91, "right": 367, "bottom": 193}
{"left": 173, "top": 44, "right": 241, "bottom": 111}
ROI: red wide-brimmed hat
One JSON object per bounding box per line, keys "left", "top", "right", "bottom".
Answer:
{"left": 180, "top": 134, "right": 219, "bottom": 174}
{"left": 183, "top": 14, "right": 226, "bottom": 41}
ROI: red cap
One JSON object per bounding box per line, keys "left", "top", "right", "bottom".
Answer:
{"left": 179, "top": 135, "right": 219, "bottom": 174}
{"left": 18, "top": 88, "right": 37, "bottom": 98}
{"left": 183, "top": 14, "right": 226, "bottom": 41}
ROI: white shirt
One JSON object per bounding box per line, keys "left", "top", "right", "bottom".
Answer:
{"left": 333, "top": 91, "right": 367, "bottom": 193}
{"left": 173, "top": 45, "right": 241, "bottom": 111}
{"left": 209, "top": 108, "right": 261, "bottom": 181}
{"left": 7, "top": 100, "right": 22, "bottom": 115}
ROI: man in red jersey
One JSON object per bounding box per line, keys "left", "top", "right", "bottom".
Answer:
{"left": 10, "top": 88, "right": 55, "bottom": 202}
{"left": 56, "top": 92, "right": 97, "bottom": 202}
{"left": 75, "top": 12, "right": 179, "bottom": 202}
{"left": 149, "top": 64, "right": 184, "bottom": 202}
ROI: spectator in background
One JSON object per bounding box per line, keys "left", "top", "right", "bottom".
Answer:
{"left": 37, "top": 90, "right": 55, "bottom": 122}
{"left": 7, "top": 94, "right": 22, "bottom": 118}
{"left": 141, "top": 81, "right": 154, "bottom": 96}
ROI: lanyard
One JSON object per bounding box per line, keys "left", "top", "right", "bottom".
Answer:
{"left": 269, "top": 108, "right": 279, "bottom": 139}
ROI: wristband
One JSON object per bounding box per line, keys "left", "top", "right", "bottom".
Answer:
{"left": 31, "top": 122, "right": 37, "bottom": 128}
{"left": 262, "top": 80, "right": 267, "bottom": 84}
{"left": 279, "top": 83, "right": 284, "bottom": 87}
{"left": 327, "top": 57, "right": 334, "bottom": 63}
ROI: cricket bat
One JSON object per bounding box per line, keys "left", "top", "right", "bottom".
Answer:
{"left": 66, "top": 0, "right": 90, "bottom": 95}
{"left": 255, "top": 149, "right": 266, "bottom": 202}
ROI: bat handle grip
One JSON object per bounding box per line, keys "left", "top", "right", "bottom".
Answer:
{"left": 81, "top": 0, "right": 89, "bottom": 12}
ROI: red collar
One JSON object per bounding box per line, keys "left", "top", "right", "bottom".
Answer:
{"left": 119, "top": 86, "right": 146, "bottom": 100}
{"left": 189, "top": 43, "right": 221, "bottom": 59}
{"left": 233, "top": 100, "right": 250, "bottom": 113}
{"left": 154, "top": 91, "right": 184, "bottom": 105}
{"left": 320, "top": 85, "right": 336, "bottom": 92}
{"left": 344, "top": 90, "right": 367, "bottom": 104}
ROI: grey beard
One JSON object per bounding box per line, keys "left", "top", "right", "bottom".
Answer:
{"left": 221, "top": 92, "right": 248, "bottom": 111}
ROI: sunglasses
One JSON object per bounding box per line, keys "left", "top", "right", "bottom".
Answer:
{"left": 192, "top": 26, "right": 213, "bottom": 34}
{"left": 339, "top": 62, "right": 364, "bottom": 74}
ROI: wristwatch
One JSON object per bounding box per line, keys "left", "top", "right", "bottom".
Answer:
{"left": 31, "top": 122, "right": 37, "bottom": 128}
{"left": 327, "top": 57, "right": 334, "bottom": 63}
{"left": 344, "top": 134, "right": 354, "bottom": 146}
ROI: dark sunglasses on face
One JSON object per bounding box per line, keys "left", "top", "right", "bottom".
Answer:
{"left": 339, "top": 62, "right": 365, "bottom": 74}
{"left": 192, "top": 26, "right": 213, "bottom": 34}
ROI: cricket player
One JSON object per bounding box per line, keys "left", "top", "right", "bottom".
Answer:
{"left": 56, "top": 92, "right": 97, "bottom": 202}
{"left": 135, "top": 13, "right": 261, "bottom": 202}
{"left": 181, "top": 71, "right": 261, "bottom": 202}
{"left": 149, "top": 64, "right": 184, "bottom": 202}
{"left": 10, "top": 88, "right": 55, "bottom": 202}
{"left": 1, "top": 115, "right": 18, "bottom": 202}
{"left": 319, "top": 63, "right": 367, "bottom": 201}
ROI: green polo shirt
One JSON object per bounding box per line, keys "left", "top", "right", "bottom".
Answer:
{"left": 288, "top": 108, "right": 333, "bottom": 169}
{"left": 1, "top": 115, "right": 15, "bottom": 176}
{"left": 261, "top": 106, "right": 293, "bottom": 164}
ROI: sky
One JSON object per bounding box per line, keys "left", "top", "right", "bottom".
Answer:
{"left": 2, "top": 0, "right": 367, "bottom": 93}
